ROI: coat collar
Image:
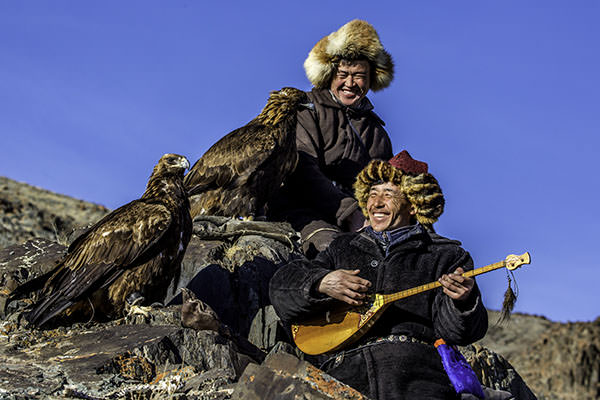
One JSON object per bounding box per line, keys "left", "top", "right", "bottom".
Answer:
{"left": 349, "top": 231, "right": 383, "bottom": 258}
{"left": 349, "top": 224, "right": 431, "bottom": 257}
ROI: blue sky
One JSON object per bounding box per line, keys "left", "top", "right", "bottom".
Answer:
{"left": 1, "top": 1, "right": 598, "bottom": 322}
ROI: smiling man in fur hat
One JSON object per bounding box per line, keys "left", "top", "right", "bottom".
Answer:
{"left": 268, "top": 20, "right": 394, "bottom": 257}
{"left": 270, "top": 151, "right": 489, "bottom": 399}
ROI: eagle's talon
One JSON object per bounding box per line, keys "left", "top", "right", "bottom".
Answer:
{"left": 126, "top": 304, "right": 152, "bottom": 319}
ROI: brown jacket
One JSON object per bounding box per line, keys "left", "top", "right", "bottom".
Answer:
{"left": 270, "top": 88, "right": 393, "bottom": 231}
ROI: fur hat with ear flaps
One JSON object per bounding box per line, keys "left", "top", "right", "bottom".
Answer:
{"left": 353, "top": 151, "right": 445, "bottom": 228}
{"left": 304, "top": 19, "right": 394, "bottom": 92}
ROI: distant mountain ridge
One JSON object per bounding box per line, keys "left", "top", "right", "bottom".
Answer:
{"left": 478, "top": 310, "right": 599, "bottom": 399}
{"left": 1, "top": 176, "right": 598, "bottom": 399}
{"left": 0, "top": 176, "right": 109, "bottom": 248}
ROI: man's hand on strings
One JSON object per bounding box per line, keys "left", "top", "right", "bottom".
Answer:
{"left": 317, "top": 269, "right": 372, "bottom": 305}
{"left": 438, "top": 267, "right": 474, "bottom": 302}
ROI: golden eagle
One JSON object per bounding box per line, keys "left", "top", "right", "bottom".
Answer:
{"left": 7, "top": 154, "right": 192, "bottom": 327}
{"left": 184, "top": 87, "right": 310, "bottom": 219}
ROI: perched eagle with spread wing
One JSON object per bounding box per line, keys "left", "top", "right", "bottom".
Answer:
{"left": 6, "top": 154, "right": 192, "bottom": 328}
{"left": 184, "top": 87, "right": 310, "bottom": 219}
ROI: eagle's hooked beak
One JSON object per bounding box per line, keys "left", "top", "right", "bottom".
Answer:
{"left": 179, "top": 157, "right": 191, "bottom": 171}
{"left": 300, "top": 102, "right": 315, "bottom": 111}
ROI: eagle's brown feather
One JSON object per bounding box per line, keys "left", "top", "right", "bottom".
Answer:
{"left": 9, "top": 154, "right": 192, "bottom": 327}
{"left": 184, "top": 87, "right": 309, "bottom": 218}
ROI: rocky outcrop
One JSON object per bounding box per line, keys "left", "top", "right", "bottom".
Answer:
{"left": 233, "top": 350, "right": 369, "bottom": 399}
{"left": 164, "top": 216, "right": 299, "bottom": 347}
{"left": 528, "top": 319, "right": 600, "bottom": 400}
{"left": 0, "top": 238, "right": 66, "bottom": 316}
{"left": 0, "top": 176, "right": 109, "bottom": 248}
{"left": 478, "top": 312, "right": 600, "bottom": 400}
{"left": 0, "top": 313, "right": 260, "bottom": 399}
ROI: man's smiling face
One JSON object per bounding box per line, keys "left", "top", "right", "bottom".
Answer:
{"left": 329, "top": 59, "right": 371, "bottom": 107}
{"left": 367, "top": 182, "right": 414, "bottom": 232}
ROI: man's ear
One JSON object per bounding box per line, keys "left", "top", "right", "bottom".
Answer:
{"left": 410, "top": 207, "right": 417, "bottom": 216}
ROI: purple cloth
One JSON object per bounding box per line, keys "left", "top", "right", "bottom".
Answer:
{"left": 436, "top": 340, "right": 485, "bottom": 399}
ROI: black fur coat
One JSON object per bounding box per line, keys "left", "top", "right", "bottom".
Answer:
{"left": 269, "top": 225, "right": 488, "bottom": 399}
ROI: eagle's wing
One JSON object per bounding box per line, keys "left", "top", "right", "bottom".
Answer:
{"left": 26, "top": 200, "right": 173, "bottom": 326}
{"left": 185, "top": 121, "right": 278, "bottom": 193}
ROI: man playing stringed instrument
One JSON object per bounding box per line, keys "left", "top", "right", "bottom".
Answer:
{"left": 270, "top": 151, "right": 488, "bottom": 399}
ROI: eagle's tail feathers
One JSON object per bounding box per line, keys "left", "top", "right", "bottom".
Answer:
{"left": 25, "top": 295, "right": 74, "bottom": 328}
{"left": 3, "top": 268, "right": 59, "bottom": 315}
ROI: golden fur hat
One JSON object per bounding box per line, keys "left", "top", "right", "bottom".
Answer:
{"left": 353, "top": 152, "right": 445, "bottom": 226}
{"left": 304, "top": 20, "right": 394, "bottom": 92}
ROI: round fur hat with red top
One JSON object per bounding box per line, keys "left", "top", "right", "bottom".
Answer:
{"left": 353, "top": 150, "right": 444, "bottom": 230}
{"left": 388, "top": 149, "right": 429, "bottom": 174}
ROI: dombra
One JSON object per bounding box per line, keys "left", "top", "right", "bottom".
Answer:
{"left": 291, "top": 252, "right": 531, "bottom": 355}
